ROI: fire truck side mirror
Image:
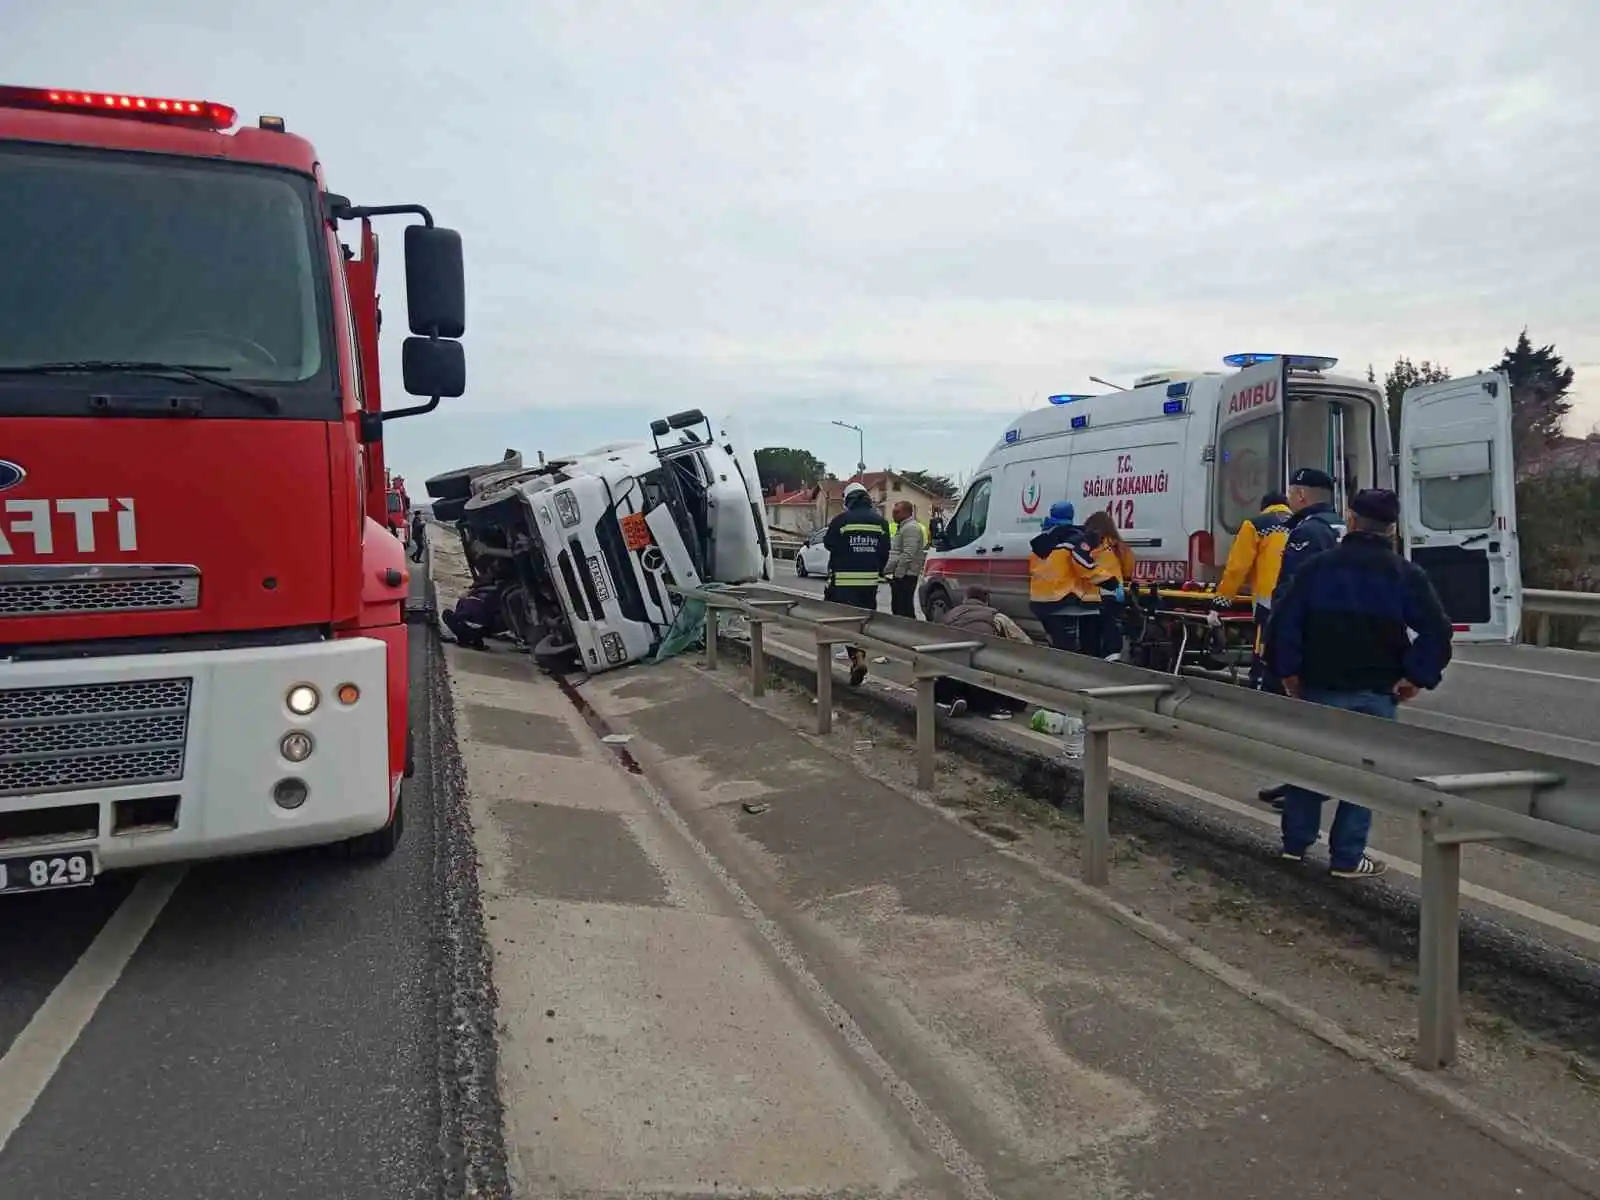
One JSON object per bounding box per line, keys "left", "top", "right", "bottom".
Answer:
{"left": 404, "top": 225, "right": 465, "bottom": 339}
{"left": 402, "top": 337, "right": 466, "bottom": 399}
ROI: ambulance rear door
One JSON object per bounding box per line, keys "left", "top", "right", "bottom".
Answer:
{"left": 1398, "top": 371, "right": 1520, "bottom": 643}
{"left": 1212, "top": 359, "right": 1288, "bottom": 571}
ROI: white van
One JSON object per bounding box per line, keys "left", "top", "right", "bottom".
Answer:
{"left": 920, "top": 354, "right": 1521, "bottom": 643}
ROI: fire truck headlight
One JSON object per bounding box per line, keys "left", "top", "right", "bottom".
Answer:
{"left": 280, "top": 730, "right": 315, "bottom": 763}
{"left": 286, "top": 684, "right": 320, "bottom": 716}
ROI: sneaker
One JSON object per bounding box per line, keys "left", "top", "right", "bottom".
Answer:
{"left": 948, "top": 698, "right": 968, "bottom": 718}
{"left": 1330, "top": 855, "right": 1387, "bottom": 880}
{"left": 1280, "top": 850, "right": 1307, "bottom": 863}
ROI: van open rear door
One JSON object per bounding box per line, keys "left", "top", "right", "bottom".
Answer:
{"left": 1398, "top": 371, "right": 1520, "bottom": 643}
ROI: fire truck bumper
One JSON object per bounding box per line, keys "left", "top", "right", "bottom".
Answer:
{"left": 0, "top": 636, "right": 393, "bottom": 875}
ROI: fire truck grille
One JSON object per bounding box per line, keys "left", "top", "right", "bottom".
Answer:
{"left": 0, "top": 574, "right": 200, "bottom": 617}
{"left": 0, "top": 679, "right": 192, "bottom": 798}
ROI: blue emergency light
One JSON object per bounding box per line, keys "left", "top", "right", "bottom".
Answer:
{"left": 1070, "top": 414, "right": 1089, "bottom": 429}
{"left": 1004, "top": 428, "right": 1020, "bottom": 444}
{"left": 1048, "top": 393, "right": 1094, "bottom": 405}
{"left": 1165, "top": 381, "right": 1190, "bottom": 398}
{"left": 1162, "top": 399, "right": 1185, "bottom": 415}
{"left": 1222, "top": 352, "right": 1339, "bottom": 372}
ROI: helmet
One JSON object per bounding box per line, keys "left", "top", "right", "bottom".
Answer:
{"left": 1041, "top": 500, "right": 1076, "bottom": 529}
{"left": 843, "top": 481, "right": 870, "bottom": 503}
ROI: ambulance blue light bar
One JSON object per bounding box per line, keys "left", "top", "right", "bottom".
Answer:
{"left": 1162, "top": 399, "right": 1185, "bottom": 415}
{"left": 1070, "top": 414, "right": 1089, "bottom": 429}
{"left": 1048, "top": 393, "right": 1094, "bottom": 405}
{"left": 1222, "top": 352, "right": 1339, "bottom": 372}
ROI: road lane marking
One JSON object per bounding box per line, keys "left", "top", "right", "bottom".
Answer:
{"left": 1448, "top": 658, "right": 1598, "bottom": 684}
{"left": 0, "top": 866, "right": 185, "bottom": 1155}
{"left": 765, "top": 633, "right": 1600, "bottom": 950}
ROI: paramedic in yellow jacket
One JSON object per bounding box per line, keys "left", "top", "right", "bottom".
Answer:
{"left": 1082, "top": 511, "right": 1135, "bottom": 659}
{"left": 1028, "top": 502, "right": 1123, "bottom": 654}
{"left": 1214, "top": 491, "right": 1292, "bottom": 687}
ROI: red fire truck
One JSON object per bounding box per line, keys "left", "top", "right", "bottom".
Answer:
{"left": 0, "top": 85, "right": 466, "bottom": 896}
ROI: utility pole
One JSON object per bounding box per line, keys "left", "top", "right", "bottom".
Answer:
{"left": 832, "top": 419, "right": 866, "bottom": 476}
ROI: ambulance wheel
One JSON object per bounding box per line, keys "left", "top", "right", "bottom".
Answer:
{"left": 342, "top": 796, "right": 404, "bottom": 861}
{"left": 533, "top": 633, "right": 580, "bottom": 674}
{"left": 922, "top": 585, "right": 952, "bottom": 622}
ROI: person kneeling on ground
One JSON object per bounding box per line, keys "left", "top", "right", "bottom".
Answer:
{"left": 1264, "top": 488, "right": 1453, "bottom": 880}
{"left": 441, "top": 563, "right": 511, "bottom": 651}
{"left": 935, "top": 585, "right": 1031, "bottom": 719}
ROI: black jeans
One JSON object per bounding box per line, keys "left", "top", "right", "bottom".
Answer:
{"left": 934, "top": 675, "right": 1012, "bottom": 715}
{"left": 889, "top": 576, "right": 918, "bottom": 619}
{"left": 827, "top": 584, "right": 878, "bottom": 666}
{"left": 1030, "top": 601, "right": 1082, "bottom": 652}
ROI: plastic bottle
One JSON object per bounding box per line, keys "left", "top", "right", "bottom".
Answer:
{"left": 1029, "top": 709, "right": 1086, "bottom": 758}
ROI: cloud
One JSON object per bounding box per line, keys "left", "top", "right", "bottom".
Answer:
{"left": 7, "top": 0, "right": 1598, "bottom": 486}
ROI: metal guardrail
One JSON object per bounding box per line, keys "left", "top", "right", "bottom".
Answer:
{"left": 1526, "top": 588, "right": 1600, "bottom": 647}
{"left": 678, "top": 582, "right": 1600, "bottom": 1073}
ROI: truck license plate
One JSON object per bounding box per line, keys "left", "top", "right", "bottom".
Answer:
{"left": 0, "top": 852, "right": 95, "bottom": 896}
{"left": 586, "top": 556, "right": 613, "bottom": 603}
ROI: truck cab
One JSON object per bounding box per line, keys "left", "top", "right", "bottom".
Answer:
{"left": 448, "top": 410, "right": 773, "bottom": 674}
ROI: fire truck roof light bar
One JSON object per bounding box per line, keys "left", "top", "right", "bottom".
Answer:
{"left": 0, "top": 85, "right": 237, "bottom": 130}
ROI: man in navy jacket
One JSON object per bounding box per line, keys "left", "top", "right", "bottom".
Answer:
{"left": 1266, "top": 488, "right": 1453, "bottom": 879}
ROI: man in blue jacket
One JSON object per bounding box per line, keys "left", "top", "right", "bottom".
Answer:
{"left": 1265, "top": 488, "right": 1453, "bottom": 879}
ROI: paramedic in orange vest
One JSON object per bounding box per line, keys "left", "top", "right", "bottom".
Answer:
{"left": 1028, "top": 502, "right": 1123, "bottom": 654}
{"left": 1214, "top": 491, "right": 1293, "bottom": 689}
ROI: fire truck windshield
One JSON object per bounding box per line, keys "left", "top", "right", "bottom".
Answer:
{"left": 0, "top": 143, "right": 335, "bottom": 418}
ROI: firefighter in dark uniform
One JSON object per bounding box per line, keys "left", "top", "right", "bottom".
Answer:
{"left": 823, "top": 481, "right": 891, "bottom": 687}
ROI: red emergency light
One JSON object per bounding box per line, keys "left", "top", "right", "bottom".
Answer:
{"left": 0, "top": 85, "right": 237, "bottom": 130}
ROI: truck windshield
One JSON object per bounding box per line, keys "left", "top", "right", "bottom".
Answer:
{"left": 0, "top": 143, "right": 334, "bottom": 418}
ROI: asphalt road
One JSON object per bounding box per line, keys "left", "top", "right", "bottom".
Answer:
{"left": 0, "top": 568, "right": 486, "bottom": 1199}
{"left": 771, "top": 561, "right": 1600, "bottom": 763}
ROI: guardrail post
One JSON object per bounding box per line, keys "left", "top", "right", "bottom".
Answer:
{"left": 815, "top": 640, "right": 834, "bottom": 733}
{"left": 916, "top": 673, "right": 938, "bottom": 790}
{"left": 704, "top": 606, "right": 720, "bottom": 670}
{"left": 749, "top": 618, "right": 766, "bottom": 697}
{"left": 1081, "top": 727, "right": 1111, "bottom": 885}
{"left": 1536, "top": 612, "right": 1552, "bottom": 648}
{"left": 1416, "top": 811, "right": 1462, "bottom": 1070}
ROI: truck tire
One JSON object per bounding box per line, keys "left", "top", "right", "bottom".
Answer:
{"left": 342, "top": 795, "right": 404, "bottom": 861}
{"left": 532, "top": 633, "right": 579, "bottom": 675}
{"left": 425, "top": 452, "right": 524, "bottom": 500}
{"left": 430, "top": 497, "right": 467, "bottom": 523}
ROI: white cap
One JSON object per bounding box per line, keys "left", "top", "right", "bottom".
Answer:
{"left": 843, "top": 481, "right": 869, "bottom": 500}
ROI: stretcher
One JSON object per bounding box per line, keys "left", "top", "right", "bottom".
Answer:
{"left": 1116, "top": 583, "right": 1259, "bottom": 680}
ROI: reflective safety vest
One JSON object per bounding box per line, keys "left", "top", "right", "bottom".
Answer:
{"left": 1029, "top": 539, "right": 1110, "bottom": 604}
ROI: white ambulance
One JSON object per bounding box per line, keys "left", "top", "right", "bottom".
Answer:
{"left": 919, "top": 354, "right": 1521, "bottom": 643}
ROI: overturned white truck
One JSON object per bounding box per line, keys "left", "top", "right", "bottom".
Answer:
{"left": 424, "top": 410, "right": 774, "bottom": 674}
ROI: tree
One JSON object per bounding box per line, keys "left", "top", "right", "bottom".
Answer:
{"left": 754, "top": 447, "right": 826, "bottom": 493}
{"left": 897, "top": 469, "right": 959, "bottom": 500}
{"left": 1381, "top": 357, "right": 1452, "bottom": 448}
{"left": 1495, "top": 328, "right": 1574, "bottom": 457}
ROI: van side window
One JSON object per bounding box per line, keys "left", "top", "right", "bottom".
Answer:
{"left": 946, "top": 477, "right": 992, "bottom": 549}
{"left": 1217, "top": 416, "right": 1282, "bottom": 535}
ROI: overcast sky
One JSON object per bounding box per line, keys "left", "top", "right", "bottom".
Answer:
{"left": 9, "top": 3, "right": 1598, "bottom": 484}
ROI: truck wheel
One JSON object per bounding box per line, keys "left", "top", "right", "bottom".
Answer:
{"left": 430, "top": 497, "right": 467, "bottom": 523}
{"left": 532, "top": 633, "right": 580, "bottom": 674}
{"left": 342, "top": 796, "right": 404, "bottom": 861}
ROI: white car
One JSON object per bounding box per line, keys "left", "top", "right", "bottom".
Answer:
{"left": 794, "top": 528, "right": 831, "bottom": 578}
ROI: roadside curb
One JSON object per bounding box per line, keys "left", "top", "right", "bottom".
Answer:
{"left": 420, "top": 543, "right": 513, "bottom": 1200}
{"left": 713, "top": 631, "right": 1600, "bottom": 1052}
